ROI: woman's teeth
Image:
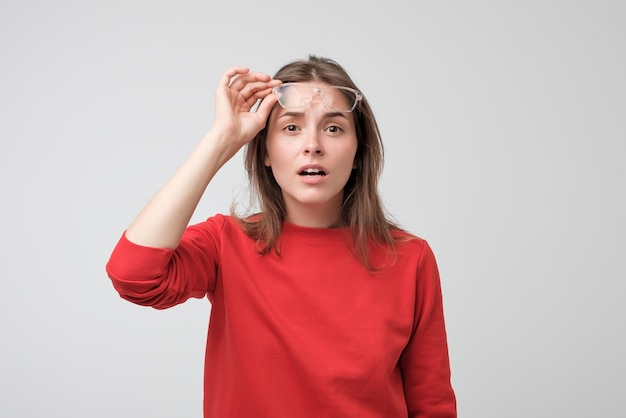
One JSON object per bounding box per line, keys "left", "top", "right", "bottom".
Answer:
{"left": 300, "top": 168, "right": 325, "bottom": 176}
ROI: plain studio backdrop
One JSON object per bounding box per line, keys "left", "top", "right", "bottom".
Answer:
{"left": 1, "top": 1, "right": 624, "bottom": 417}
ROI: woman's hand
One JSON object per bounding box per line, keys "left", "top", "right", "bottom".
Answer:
{"left": 211, "top": 67, "right": 281, "bottom": 153}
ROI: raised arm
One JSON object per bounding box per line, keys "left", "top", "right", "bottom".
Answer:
{"left": 125, "top": 67, "right": 281, "bottom": 249}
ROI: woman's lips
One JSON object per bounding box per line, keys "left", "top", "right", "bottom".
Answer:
{"left": 297, "top": 164, "right": 328, "bottom": 184}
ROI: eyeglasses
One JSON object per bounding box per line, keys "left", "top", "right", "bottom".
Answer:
{"left": 272, "top": 82, "right": 362, "bottom": 113}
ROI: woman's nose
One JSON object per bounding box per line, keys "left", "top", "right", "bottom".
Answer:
{"left": 304, "top": 133, "right": 323, "bottom": 155}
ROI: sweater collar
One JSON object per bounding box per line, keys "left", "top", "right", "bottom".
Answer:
{"left": 281, "top": 221, "right": 350, "bottom": 242}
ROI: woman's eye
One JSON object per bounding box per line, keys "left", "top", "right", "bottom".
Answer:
{"left": 326, "top": 125, "right": 343, "bottom": 133}
{"left": 284, "top": 124, "right": 298, "bottom": 132}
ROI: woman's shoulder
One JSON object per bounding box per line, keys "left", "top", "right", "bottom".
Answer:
{"left": 390, "top": 227, "right": 426, "bottom": 244}
{"left": 389, "top": 227, "right": 437, "bottom": 260}
{"left": 186, "top": 213, "right": 245, "bottom": 236}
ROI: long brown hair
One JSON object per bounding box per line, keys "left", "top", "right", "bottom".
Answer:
{"left": 232, "top": 55, "right": 402, "bottom": 270}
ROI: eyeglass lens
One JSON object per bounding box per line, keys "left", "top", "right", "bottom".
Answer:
{"left": 275, "top": 84, "right": 359, "bottom": 112}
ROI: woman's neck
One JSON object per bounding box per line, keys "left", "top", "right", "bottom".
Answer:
{"left": 283, "top": 202, "right": 343, "bottom": 229}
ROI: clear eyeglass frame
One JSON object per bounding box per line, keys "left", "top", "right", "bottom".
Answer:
{"left": 271, "top": 82, "right": 363, "bottom": 113}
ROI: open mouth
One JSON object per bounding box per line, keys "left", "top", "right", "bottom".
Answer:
{"left": 299, "top": 168, "right": 326, "bottom": 176}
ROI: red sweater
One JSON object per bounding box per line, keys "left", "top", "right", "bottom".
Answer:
{"left": 106, "top": 214, "right": 457, "bottom": 417}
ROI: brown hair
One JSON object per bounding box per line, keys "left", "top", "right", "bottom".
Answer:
{"left": 232, "top": 55, "right": 403, "bottom": 270}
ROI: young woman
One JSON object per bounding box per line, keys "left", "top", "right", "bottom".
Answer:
{"left": 106, "top": 55, "right": 457, "bottom": 417}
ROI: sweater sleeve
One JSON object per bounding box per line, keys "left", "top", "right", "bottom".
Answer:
{"left": 400, "top": 240, "right": 457, "bottom": 418}
{"left": 105, "top": 215, "right": 224, "bottom": 310}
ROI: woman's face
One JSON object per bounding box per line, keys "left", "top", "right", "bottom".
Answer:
{"left": 264, "top": 81, "right": 358, "bottom": 228}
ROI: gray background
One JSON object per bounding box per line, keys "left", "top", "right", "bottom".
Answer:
{"left": 2, "top": 1, "right": 624, "bottom": 417}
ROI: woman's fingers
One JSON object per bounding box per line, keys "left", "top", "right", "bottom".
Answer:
{"left": 219, "top": 66, "right": 250, "bottom": 88}
{"left": 219, "top": 68, "right": 280, "bottom": 110}
{"left": 212, "top": 67, "right": 280, "bottom": 141}
{"left": 255, "top": 90, "right": 279, "bottom": 120}
{"left": 239, "top": 80, "right": 281, "bottom": 107}
{"left": 227, "top": 70, "right": 270, "bottom": 90}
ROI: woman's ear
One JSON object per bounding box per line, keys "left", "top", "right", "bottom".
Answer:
{"left": 265, "top": 154, "right": 271, "bottom": 167}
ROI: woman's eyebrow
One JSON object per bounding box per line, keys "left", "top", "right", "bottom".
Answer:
{"left": 277, "top": 111, "right": 304, "bottom": 119}
{"left": 324, "top": 112, "right": 348, "bottom": 119}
